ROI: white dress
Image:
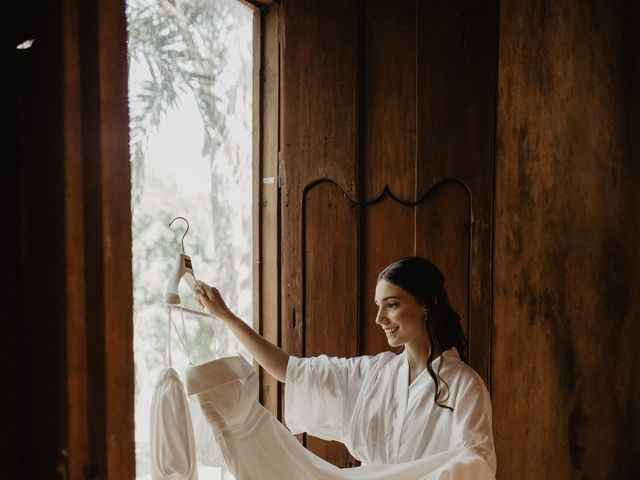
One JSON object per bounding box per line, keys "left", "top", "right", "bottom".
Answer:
{"left": 187, "top": 350, "right": 496, "bottom": 479}
{"left": 150, "top": 368, "right": 198, "bottom": 480}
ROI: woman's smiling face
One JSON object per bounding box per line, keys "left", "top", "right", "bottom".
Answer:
{"left": 374, "top": 279, "right": 428, "bottom": 348}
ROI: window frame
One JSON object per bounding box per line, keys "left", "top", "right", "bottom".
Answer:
{"left": 62, "top": 1, "right": 280, "bottom": 478}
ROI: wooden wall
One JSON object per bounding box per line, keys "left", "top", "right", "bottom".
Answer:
{"left": 9, "top": 2, "right": 68, "bottom": 478}
{"left": 278, "top": 0, "right": 498, "bottom": 467}
{"left": 8, "top": 0, "right": 637, "bottom": 478}
{"left": 493, "top": 0, "right": 640, "bottom": 478}
{"left": 273, "top": 0, "right": 640, "bottom": 476}
{"left": 9, "top": 0, "right": 135, "bottom": 478}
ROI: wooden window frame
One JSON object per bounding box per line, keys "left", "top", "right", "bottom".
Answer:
{"left": 61, "top": 0, "right": 280, "bottom": 478}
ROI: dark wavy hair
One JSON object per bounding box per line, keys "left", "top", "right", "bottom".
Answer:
{"left": 377, "top": 257, "right": 468, "bottom": 411}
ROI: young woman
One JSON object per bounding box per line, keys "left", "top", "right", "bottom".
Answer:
{"left": 195, "top": 256, "right": 496, "bottom": 474}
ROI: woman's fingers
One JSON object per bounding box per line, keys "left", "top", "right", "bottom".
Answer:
{"left": 195, "top": 281, "right": 210, "bottom": 306}
{"left": 196, "top": 280, "right": 212, "bottom": 298}
{"left": 195, "top": 294, "right": 205, "bottom": 308}
{"left": 195, "top": 280, "right": 227, "bottom": 315}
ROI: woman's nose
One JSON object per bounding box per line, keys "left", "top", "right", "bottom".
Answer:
{"left": 375, "top": 308, "right": 386, "bottom": 325}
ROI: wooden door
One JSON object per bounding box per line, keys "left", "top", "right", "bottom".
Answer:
{"left": 278, "top": 0, "right": 498, "bottom": 467}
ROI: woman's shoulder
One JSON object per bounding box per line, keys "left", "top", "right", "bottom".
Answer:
{"left": 441, "top": 349, "right": 490, "bottom": 396}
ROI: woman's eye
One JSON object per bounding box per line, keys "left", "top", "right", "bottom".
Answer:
{"left": 387, "top": 303, "right": 398, "bottom": 309}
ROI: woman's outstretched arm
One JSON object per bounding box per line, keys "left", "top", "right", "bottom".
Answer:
{"left": 196, "top": 280, "right": 290, "bottom": 382}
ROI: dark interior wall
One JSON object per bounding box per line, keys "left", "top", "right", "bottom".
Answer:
{"left": 8, "top": 1, "right": 68, "bottom": 479}
{"left": 493, "top": 0, "right": 640, "bottom": 478}
{"left": 8, "top": 1, "right": 134, "bottom": 478}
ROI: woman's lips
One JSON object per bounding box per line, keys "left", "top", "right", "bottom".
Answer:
{"left": 383, "top": 326, "right": 399, "bottom": 336}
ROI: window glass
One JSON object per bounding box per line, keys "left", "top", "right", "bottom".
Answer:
{"left": 127, "top": 1, "right": 254, "bottom": 478}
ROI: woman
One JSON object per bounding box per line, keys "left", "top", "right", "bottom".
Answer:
{"left": 195, "top": 256, "right": 496, "bottom": 474}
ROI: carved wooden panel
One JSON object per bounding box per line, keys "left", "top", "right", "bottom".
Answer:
{"left": 303, "top": 181, "right": 360, "bottom": 466}
{"left": 300, "top": 179, "right": 472, "bottom": 465}
{"left": 280, "top": 0, "right": 497, "bottom": 467}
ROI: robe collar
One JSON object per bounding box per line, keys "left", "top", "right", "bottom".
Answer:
{"left": 390, "top": 348, "right": 461, "bottom": 462}
{"left": 400, "top": 347, "right": 461, "bottom": 379}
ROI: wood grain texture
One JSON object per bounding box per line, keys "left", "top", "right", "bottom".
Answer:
{"left": 414, "top": 182, "right": 471, "bottom": 342}
{"left": 303, "top": 181, "right": 360, "bottom": 466}
{"left": 494, "top": 0, "right": 640, "bottom": 478}
{"left": 257, "top": 4, "right": 282, "bottom": 419}
{"left": 280, "top": 0, "right": 360, "bottom": 464}
{"left": 416, "top": 0, "right": 498, "bottom": 381}
{"left": 359, "top": 0, "right": 418, "bottom": 359}
{"left": 360, "top": 195, "right": 415, "bottom": 357}
{"left": 281, "top": 0, "right": 359, "bottom": 361}
{"left": 97, "top": 1, "right": 136, "bottom": 477}
{"left": 279, "top": 0, "right": 497, "bottom": 467}
{"left": 63, "top": 0, "right": 90, "bottom": 478}
{"left": 361, "top": 0, "right": 417, "bottom": 202}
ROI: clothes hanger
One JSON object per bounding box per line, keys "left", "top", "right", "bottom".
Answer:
{"left": 164, "top": 216, "right": 214, "bottom": 319}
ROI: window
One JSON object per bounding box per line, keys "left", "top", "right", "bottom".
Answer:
{"left": 127, "top": 0, "right": 255, "bottom": 478}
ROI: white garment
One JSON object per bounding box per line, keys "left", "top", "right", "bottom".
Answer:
{"left": 150, "top": 368, "right": 198, "bottom": 480}
{"left": 187, "top": 354, "right": 496, "bottom": 480}
{"left": 285, "top": 348, "right": 496, "bottom": 471}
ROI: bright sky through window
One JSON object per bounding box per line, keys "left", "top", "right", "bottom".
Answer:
{"left": 127, "top": 0, "right": 254, "bottom": 478}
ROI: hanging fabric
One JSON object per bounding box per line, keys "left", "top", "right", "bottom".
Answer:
{"left": 149, "top": 309, "right": 198, "bottom": 480}
{"left": 186, "top": 355, "right": 496, "bottom": 480}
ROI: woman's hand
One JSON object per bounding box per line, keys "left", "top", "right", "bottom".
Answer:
{"left": 195, "top": 280, "right": 233, "bottom": 321}
{"left": 195, "top": 280, "right": 289, "bottom": 382}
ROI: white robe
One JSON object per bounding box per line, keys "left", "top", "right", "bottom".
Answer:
{"left": 187, "top": 351, "right": 496, "bottom": 479}
{"left": 285, "top": 348, "right": 496, "bottom": 471}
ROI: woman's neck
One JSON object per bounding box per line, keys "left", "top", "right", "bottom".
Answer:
{"left": 405, "top": 338, "right": 431, "bottom": 379}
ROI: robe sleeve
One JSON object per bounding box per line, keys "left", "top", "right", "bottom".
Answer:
{"left": 284, "top": 354, "right": 377, "bottom": 443}
{"left": 448, "top": 371, "right": 497, "bottom": 474}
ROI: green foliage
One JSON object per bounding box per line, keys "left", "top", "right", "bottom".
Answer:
{"left": 128, "top": 0, "right": 253, "bottom": 384}
{"left": 128, "top": 3, "right": 253, "bottom": 478}
{"left": 127, "top": 0, "right": 232, "bottom": 204}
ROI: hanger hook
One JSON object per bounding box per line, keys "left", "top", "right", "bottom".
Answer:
{"left": 168, "top": 216, "right": 190, "bottom": 253}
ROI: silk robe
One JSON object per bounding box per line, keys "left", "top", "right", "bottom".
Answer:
{"left": 285, "top": 348, "right": 496, "bottom": 472}
{"left": 189, "top": 353, "right": 497, "bottom": 479}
